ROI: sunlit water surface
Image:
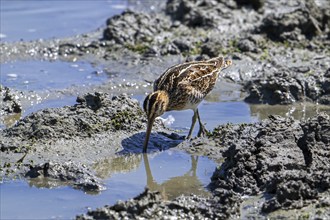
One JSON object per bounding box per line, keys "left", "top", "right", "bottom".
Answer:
{"left": 1, "top": 60, "right": 107, "bottom": 91}
{"left": 0, "top": 0, "right": 126, "bottom": 42}
{"left": 1, "top": 150, "right": 216, "bottom": 219}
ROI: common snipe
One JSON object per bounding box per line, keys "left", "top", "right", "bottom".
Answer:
{"left": 143, "top": 56, "right": 232, "bottom": 152}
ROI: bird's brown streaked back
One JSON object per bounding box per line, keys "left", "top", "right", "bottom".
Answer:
{"left": 143, "top": 90, "right": 169, "bottom": 119}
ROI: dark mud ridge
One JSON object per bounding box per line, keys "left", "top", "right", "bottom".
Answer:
{"left": 210, "top": 113, "right": 330, "bottom": 214}
{"left": 77, "top": 111, "right": 330, "bottom": 219}
{"left": 244, "top": 67, "right": 330, "bottom": 105}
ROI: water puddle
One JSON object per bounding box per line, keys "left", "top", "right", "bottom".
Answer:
{"left": 162, "top": 100, "right": 259, "bottom": 135}
{"left": 1, "top": 60, "right": 107, "bottom": 128}
{"left": 1, "top": 150, "right": 216, "bottom": 219}
{"left": 250, "top": 102, "right": 330, "bottom": 121}
{"left": 1, "top": 60, "right": 106, "bottom": 91}
{"left": 0, "top": 92, "right": 77, "bottom": 129}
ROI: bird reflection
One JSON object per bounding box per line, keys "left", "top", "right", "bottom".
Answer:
{"left": 142, "top": 153, "right": 210, "bottom": 200}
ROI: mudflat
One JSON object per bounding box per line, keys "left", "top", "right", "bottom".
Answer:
{"left": 1, "top": 0, "right": 330, "bottom": 219}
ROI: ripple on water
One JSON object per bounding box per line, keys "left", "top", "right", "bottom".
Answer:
{"left": 0, "top": 0, "right": 125, "bottom": 42}
{"left": 1, "top": 60, "right": 107, "bottom": 91}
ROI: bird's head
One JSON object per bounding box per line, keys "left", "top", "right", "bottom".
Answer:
{"left": 142, "top": 90, "right": 169, "bottom": 152}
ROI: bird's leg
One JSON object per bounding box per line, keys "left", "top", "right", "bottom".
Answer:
{"left": 186, "top": 110, "right": 197, "bottom": 139}
{"left": 196, "top": 109, "right": 208, "bottom": 137}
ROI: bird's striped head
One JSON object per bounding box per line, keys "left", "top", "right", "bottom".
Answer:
{"left": 143, "top": 90, "right": 169, "bottom": 120}
{"left": 142, "top": 90, "right": 169, "bottom": 152}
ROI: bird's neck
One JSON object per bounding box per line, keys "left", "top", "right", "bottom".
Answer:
{"left": 156, "top": 90, "right": 170, "bottom": 110}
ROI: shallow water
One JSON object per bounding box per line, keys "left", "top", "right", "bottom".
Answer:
{"left": 133, "top": 94, "right": 259, "bottom": 136}
{"left": 161, "top": 100, "right": 258, "bottom": 135}
{"left": 1, "top": 150, "right": 216, "bottom": 219}
{"left": 1, "top": 60, "right": 107, "bottom": 91}
{"left": 0, "top": 0, "right": 126, "bottom": 42}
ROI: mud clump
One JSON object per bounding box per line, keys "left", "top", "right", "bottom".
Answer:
{"left": 244, "top": 67, "right": 330, "bottom": 105}
{"left": 0, "top": 86, "right": 22, "bottom": 116}
{"left": 165, "top": 0, "right": 264, "bottom": 28}
{"left": 258, "top": 0, "right": 328, "bottom": 42}
{"left": 103, "top": 10, "right": 171, "bottom": 46}
{"left": 235, "top": 0, "right": 264, "bottom": 11}
{"left": 165, "top": 0, "right": 219, "bottom": 28}
{"left": 210, "top": 112, "right": 330, "bottom": 213}
{"left": 298, "top": 113, "right": 330, "bottom": 169}
{"left": 102, "top": 9, "right": 202, "bottom": 56}
{"left": 76, "top": 188, "right": 236, "bottom": 219}
{"left": 1, "top": 93, "right": 145, "bottom": 148}
{"left": 26, "top": 162, "right": 105, "bottom": 192}
{"left": 0, "top": 92, "right": 174, "bottom": 193}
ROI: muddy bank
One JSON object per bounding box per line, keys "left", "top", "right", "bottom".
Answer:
{"left": 244, "top": 66, "right": 330, "bottom": 105}
{"left": 77, "top": 112, "right": 330, "bottom": 219}
{"left": 77, "top": 188, "right": 237, "bottom": 219}
{"left": 209, "top": 113, "right": 329, "bottom": 213}
{"left": 62, "top": 0, "right": 330, "bottom": 105}
{"left": 2, "top": 91, "right": 329, "bottom": 218}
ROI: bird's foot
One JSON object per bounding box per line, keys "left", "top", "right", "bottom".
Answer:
{"left": 185, "top": 134, "right": 192, "bottom": 140}
{"left": 197, "top": 125, "right": 208, "bottom": 137}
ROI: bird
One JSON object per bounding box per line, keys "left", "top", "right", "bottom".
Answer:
{"left": 143, "top": 56, "right": 232, "bottom": 153}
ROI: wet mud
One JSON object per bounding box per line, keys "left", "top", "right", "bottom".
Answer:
{"left": 77, "top": 113, "right": 330, "bottom": 219}
{"left": 210, "top": 113, "right": 330, "bottom": 214}
{"left": 1, "top": 0, "right": 330, "bottom": 219}
{"left": 0, "top": 93, "right": 181, "bottom": 187}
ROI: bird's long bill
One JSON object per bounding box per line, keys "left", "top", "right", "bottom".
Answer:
{"left": 143, "top": 118, "right": 154, "bottom": 153}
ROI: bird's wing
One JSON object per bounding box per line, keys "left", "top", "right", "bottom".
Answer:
{"left": 154, "top": 62, "right": 197, "bottom": 91}
{"left": 178, "top": 63, "right": 219, "bottom": 96}
{"left": 154, "top": 57, "right": 225, "bottom": 93}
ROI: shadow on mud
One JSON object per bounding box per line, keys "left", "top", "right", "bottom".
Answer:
{"left": 119, "top": 131, "right": 184, "bottom": 154}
